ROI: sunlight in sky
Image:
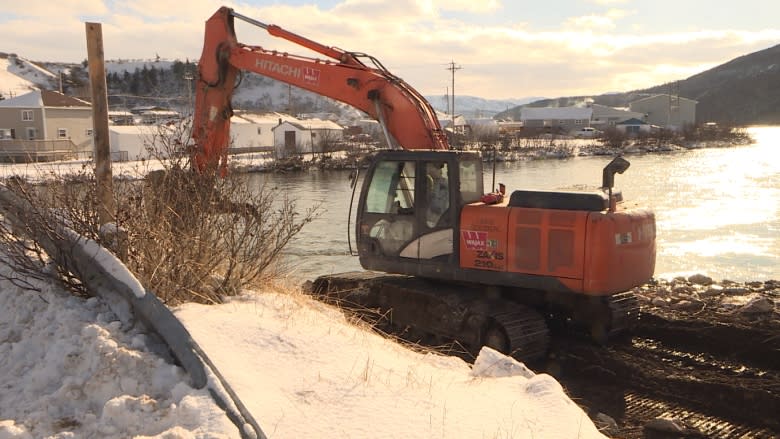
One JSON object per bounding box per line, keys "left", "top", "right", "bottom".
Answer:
{"left": 1, "top": 0, "right": 779, "bottom": 98}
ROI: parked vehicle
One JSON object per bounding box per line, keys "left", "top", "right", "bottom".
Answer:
{"left": 574, "top": 127, "right": 601, "bottom": 138}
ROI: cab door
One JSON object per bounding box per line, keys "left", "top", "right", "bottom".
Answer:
{"left": 398, "top": 159, "right": 454, "bottom": 261}
{"left": 357, "top": 159, "right": 419, "bottom": 261}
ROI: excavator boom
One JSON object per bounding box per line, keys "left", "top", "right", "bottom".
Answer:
{"left": 193, "top": 7, "right": 448, "bottom": 172}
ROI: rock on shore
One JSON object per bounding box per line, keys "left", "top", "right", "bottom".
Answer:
{"left": 633, "top": 275, "right": 779, "bottom": 324}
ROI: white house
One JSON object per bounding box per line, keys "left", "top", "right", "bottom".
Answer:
{"left": 465, "top": 117, "right": 500, "bottom": 140}
{"left": 108, "top": 125, "right": 156, "bottom": 161}
{"left": 230, "top": 111, "right": 297, "bottom": 151}
{"left": 272, "top": 118, "right": 344, "bottom": 158}
{"left": 519, "top": 106, "right": 593, "bottom": 133}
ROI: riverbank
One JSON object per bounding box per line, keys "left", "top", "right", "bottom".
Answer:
{"left": 230, "top": 133, "right": 756, "bottom": 173}
{"left": 634, "top": 274, "right": 778, "bottom": 324}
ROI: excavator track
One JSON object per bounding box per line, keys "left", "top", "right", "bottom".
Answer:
{"left": 483, "top": 306, "right": 550, "bottom": 361}
{"left": 307, "top": 271, "right": 550, "bottom": 361}
{"left": 606, "top": 291, "right": 641, "bottom": 335}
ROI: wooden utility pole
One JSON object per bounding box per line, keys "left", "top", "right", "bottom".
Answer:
{"left": 446, "top": 61, "right": 461, "bottom": 133}
{"left": 85, "top": 22, "right": 114, "bottom": 226}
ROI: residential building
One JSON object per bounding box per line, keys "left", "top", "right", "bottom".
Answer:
{"left": 590, "top": 104, "right": 646, "bottom": 130}
{"left": 108, "top": 125, "right": 156, "bottom": 161}
{"left": 0, "top": 89, "right": 92, "bottom": 161}
{"left": 272, "top": 118, "right": 344, "bottom": 158}
{"left": 519, "top": 106, "right": 593, "bottom": 133}
{"left": 616, "top": 118, "right": 652, "bottom": 136}
{"left": 465, "top": 117, "right": 500, "bottom": 140}
{"left": 230, "top": 111, "right": 297, "bottom": 152}
{"left": 629, "top": 94, "right": 697, "bottom": 130}
{"left": 139, "top": 109, "right": 181, "bottom": 125}
{"left": 108, "top": 110, "right": 136, "bottom": 126}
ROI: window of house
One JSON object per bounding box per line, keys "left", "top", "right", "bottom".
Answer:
{"left": 57, "top": 128, "right": 68, "bottom": 139}
{"left": 0, "top": 128, "right": 12, "bottom": 139}
{"left": 21, "top": 110, "right": 33, "bottom": 121}
{"left": 26, "top": 128, "right": 37, "bottom": 140}
{"left": 256, "top": 127, "right": 262, "bottom": 135}
{"left": 575, "top": 119, "right": 584, "bottom": 125}
{"left": 85, "top": 129, "right": 93, "bottom": 136}
{"left": 558, "top": 120, "right": 566, "bottom": 124}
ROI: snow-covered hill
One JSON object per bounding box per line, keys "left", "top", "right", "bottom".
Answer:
{"left": 0, "top": 53, "right": 56, "bottom": 98}
{"left": 0, "top": 53, "right": 535, "bottom": 120}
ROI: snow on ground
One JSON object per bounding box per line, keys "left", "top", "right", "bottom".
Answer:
{"left": 0, "top": 261, "right": 235, "bottom": 438}
{"left": 174, "top": 289, "right": 605, "bottom": 439}
{"left": 0, "top": 254, "right": 606, "bottom": 438}
{"left": 0, "top": 158, "right": 165, "bottom": 182}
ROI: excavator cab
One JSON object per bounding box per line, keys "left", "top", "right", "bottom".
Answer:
{"left": 356, "top": 150, "right": 483, "bottom": 278}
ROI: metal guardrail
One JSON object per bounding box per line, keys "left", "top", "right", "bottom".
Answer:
{"left": 0, "top": 185, "right": 266, "bottom": 439}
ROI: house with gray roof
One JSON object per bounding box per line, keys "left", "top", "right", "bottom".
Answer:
{"left": 616, "top": 117, "right": 652, "bottom": 136}
{"left": 0, "top": 89, "right": 92, "bottom": 161}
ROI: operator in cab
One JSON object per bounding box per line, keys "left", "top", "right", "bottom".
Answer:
{"left": 426, "top": 162, "right": 449, "bottom": 228}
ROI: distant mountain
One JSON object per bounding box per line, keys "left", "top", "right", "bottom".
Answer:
{"left": 496, "top": 44, "right": 780, "bottom": 125}
{"left": 424, "top": 95, "right": 543, "bottom": 118}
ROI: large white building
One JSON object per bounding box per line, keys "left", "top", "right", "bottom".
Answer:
{"left": 629, "top": 94, "right": 697, "bottom": 130}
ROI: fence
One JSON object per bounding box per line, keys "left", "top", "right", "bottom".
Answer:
{"left": 0, "top": 139, "right": 76, "bottom": 163}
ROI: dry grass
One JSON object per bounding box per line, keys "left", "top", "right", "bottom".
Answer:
{"left": 0, "top": 122, "right": 318, "bottom": 305}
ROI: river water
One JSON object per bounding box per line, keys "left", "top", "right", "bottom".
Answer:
{"left": 247, "top": 126, "right": 780, "bottom": 283}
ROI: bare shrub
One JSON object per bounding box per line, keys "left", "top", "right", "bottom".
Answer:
{"left": 0, "top": 121, "right": 318, "bottom": 305}
{"left": 601, "top": 127, "right": 626, "bottom": 149}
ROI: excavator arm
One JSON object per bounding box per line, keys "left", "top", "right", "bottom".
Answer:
{"left": 193, "top": 7, "right": 448, "bottom": 172}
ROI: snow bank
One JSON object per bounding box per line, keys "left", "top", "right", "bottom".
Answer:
{"left": 0, "top": 263, "right": 235, "bottom": 438}
{"left": 175, "top": 290, "right": 606, "bottom": 439}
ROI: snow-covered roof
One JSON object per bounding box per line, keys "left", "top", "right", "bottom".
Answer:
{"left": 234, "top": 111, "right": 298, "bottom": 125}
{"left": 630, "top": 94, "right": 698, "bottom": 105}
{"left": 520, "top": 106, "right": 592, "bottom": 120}
{"left": 109, "top": 125, "right": 157, "bottom": 135}
{"left": 617, "top": 117, "right": 648, "bottom": 125}
{"left": 0, "top": 89, "right": 90, "bottom": 108}
{"left": 277, "top": 118, "right": 343, "bottom": 130}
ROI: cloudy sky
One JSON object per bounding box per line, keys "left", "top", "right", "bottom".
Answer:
{"left": 2, "top": 0, "right": 779, "bottom": 99}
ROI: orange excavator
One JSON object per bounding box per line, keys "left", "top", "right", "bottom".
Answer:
{"left": 193, "top": 7, "right": 656, "bottom": 360}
